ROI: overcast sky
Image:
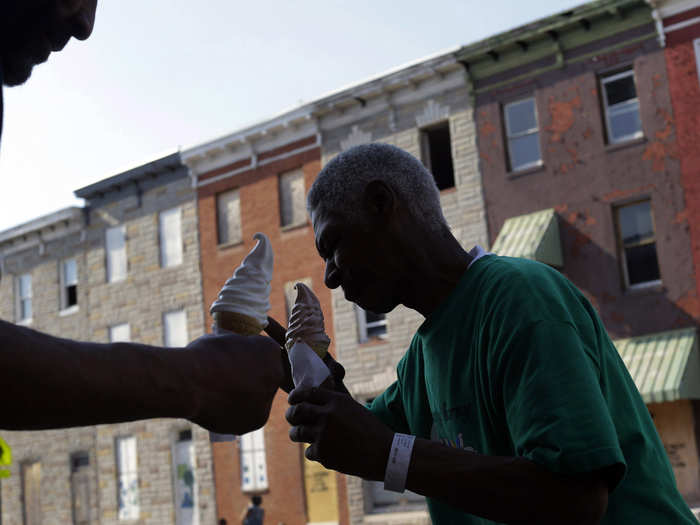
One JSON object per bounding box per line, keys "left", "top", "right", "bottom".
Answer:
{"left": 0, "top": 0, "right": 584, "bottom": 231}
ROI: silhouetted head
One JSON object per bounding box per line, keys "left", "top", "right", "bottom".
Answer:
{"left": 0, "top": 0, "right": 98, "bottom": 86}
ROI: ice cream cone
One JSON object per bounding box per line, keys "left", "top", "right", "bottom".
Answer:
{"left": 212, "top": 311, "right": 265, "bottom": 336}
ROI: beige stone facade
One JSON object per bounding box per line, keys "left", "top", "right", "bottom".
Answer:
{"left": 0, "top": 153, "right": 216, "bottom": 525}
{"left": 316, "top": 54, "right": 488, "bottom": 525}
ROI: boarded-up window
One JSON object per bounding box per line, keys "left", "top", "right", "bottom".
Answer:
{"left": 109, "top": 323, "right": 131, "bottom": 343}
{"left": 22, "top": 461, "right": 41, "bottom": 525}
{"left": 173, "top": 430, "right": 199, "bottom": 525}
{"left": 70, "top": 452, "right": 90, "bottom": 525}
{"left": 160, "top": 207, "right": 183, "bottom": 268}
{"left": 164, "top": 310, "right": 188, "bottom": 347}
{"left": 279, "top": 168, "right": 306, "bottom": 227}
{"left": 106, "top": 226, "right": 127, "bottom": 283}
{"left": 16, "top": 273, "right": 32, "bottom": 321}
{"left": 240, "top": 428, "right": 268, "bottom": 492}
{"left": 216, "top": 189, "right": 242, "bottom": 245}
{"left": 115, "top": 436, "right": 139, "bottom": 521}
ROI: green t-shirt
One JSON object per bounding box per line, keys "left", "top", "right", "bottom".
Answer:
{"left": 369, "top": 255, "right": 696, "bottom": 524}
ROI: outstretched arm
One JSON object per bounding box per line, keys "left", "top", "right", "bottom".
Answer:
{"left": 1, "top": 319, "right": 283, "bottom": 434}
{"left": 286, "top": 388, "right": 612, "bottom": 525}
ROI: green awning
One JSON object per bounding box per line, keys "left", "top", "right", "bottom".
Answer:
{"left": 614, "top": 328, "right": 700, "bottom": 404}
{"left": 491, "top": 208, "right": 563, "bottom": 267}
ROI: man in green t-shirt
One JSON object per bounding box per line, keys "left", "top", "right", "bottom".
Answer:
{"left": 286, "top": 143, "right": 697, "bottom": 524}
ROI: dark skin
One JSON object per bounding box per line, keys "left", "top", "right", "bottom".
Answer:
{"left": 286, "top": 180, "right": 611, "bottom": 524}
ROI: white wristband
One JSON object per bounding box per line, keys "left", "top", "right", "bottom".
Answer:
{"left": 383, "top": 433, "right": 415, "bottom": 493}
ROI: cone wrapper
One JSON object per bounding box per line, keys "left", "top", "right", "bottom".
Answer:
{"left": 289, "top": 340, "right": 331, "bottom": 389}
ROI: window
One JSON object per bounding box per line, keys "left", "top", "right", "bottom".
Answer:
{"left": 240, "top": 428, "right": 268, "bottom": 492}
{"left": 70, "top": 452, "right": 91, "bottom": 525}
{"left": 21, "top": 461, "right": 41, "bottom": 525}
{"left": 217, "top": 189, "right": 242, "bottom": 246}
{"left": 279, "top": 168, "right": 306, "bottom": 228}
{"left": 504, "top": 98, "right": 542, "bottom": 171}
{"left": 106, "top": 225, "right": 127, "bottom": 283}
{"left": 694, "top": 39, "right": 700, "bottom": 87}
{"left": 159, "top": 207, "right": 183, "bottom": 268}
{"left": 601, "top": 69, "right": 643, "bottom": 144}
{"left": 615, "top": 200, "right": 661, "bottom": 288}
{"left": 164, "top": 310, "right": 188, "bottom": 347}
{"left": 115, "top": 436, "right": 139, "bottom": 521}
{"left": 16, "top": 273, "right": 32, "bottom": 322}
{"left": 420, "top": 122, "right": 455, "bottom": 190}
{"left": 355, "top": 305, "right": 387, "bottom": 343}
{"left": 172, "top": 429, "right": 199, "bottom": 525}
{"left": 109, "top": 323, "right": 131, "bottom": 343}
{"left": 61, "top": 259, "right": 78, "bottom": 311}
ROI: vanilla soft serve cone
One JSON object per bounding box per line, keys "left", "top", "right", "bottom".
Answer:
{"left": 210, "top": 232, "right": 273, "bottom": 336}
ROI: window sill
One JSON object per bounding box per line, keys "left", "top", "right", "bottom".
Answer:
{"left": 241, "top": 488, "right": 269, "bottom": 496}
{"left": 605, "top": 136, "right": 646, "bottom": 153}
{"left": 365, "top": 508, "right": 429, "bottom": 521}
{"left": 438, "top": 186, "right": 457, "bottom": 195}
{"left": 16, "top": 318, "right": 33, "bottom": 327}
{"left": 624, "top": 279, "right": 663, "bottom": 295}
{"left": 358, "top": 336, "right": 390, "bottom": 348}
{"left": 59, "top": 305, "right": 79, "bottom": 317}
{"left": 280, "top": 222, "right": 309, "bottom": 233}
{"left": 508, "top": 162, "right": 545, "bottom": 179}
{"left": 217, "top": 240, "right": 244, "bottom": 251}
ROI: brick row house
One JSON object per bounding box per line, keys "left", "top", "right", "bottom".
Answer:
{"left": 182, "top": 111, "right": 350, "bottom": 525}
{"left": 0, "top": 153, "right": 217, "bottom": 525}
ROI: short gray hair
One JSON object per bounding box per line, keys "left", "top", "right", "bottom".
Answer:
{"left": 307, "top": 143, "right": 448, "bottom": 231}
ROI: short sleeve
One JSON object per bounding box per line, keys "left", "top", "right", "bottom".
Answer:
{"left": 495, "top": 320, "right": 626, "bottom": 488}
{"left": 368, "top": 381, "right": 411, "bottom": 435}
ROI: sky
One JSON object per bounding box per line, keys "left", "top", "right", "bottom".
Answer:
{"left": 0, "top": 0, "right": 584, "bottom": 232}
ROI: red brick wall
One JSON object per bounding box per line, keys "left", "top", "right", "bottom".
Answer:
{"left": 475, "top": 44, "right": 698, "bottom": 337}
{"left": 664, "top": 25, "right": 700, "bottom": 320}
{"left": 197, "top": 142, "right": 349, "bottom": 525}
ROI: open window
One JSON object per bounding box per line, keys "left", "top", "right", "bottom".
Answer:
{"left": 420, "top": 122, "right": 455, "bottom": 190}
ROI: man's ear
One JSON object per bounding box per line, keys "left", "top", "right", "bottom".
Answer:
{"left": 362, "top": 180, "right": 395, "bottom": 220}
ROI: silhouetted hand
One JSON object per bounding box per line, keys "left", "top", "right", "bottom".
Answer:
{"left": 286, "top": 387, "right": 393, "bottom": 480}
{"left": 185, "top": 332, "right": 283, "bottom": 434}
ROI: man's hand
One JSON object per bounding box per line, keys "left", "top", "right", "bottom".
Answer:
{"left": 185, "top": 333, "right": 283, "bottom": 435}
{"left": 286, "top": 387, "right": 393, "bottom": 480}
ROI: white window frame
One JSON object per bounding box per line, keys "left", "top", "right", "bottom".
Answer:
{"left": 279, "top": 168, "right": 307, "bottom": 228}
{"left": 59, "top": 258, "right": 79, "bottom": 314}
{"left": 115, "top": 436, "right": 140, "bottom": 521}
{"left": 601, "top": 69, "right": 644, "bottom": 145}
{"left": 355, "top": 305, "right": 388, "bottom": 343}
{"left": 109, "top": 323, "right": 131, "bottom": 343}
{"left": 694, "top": 38, "right": 700, "bottom": 88}
{"left": 159, "top": 207, "right": 183, "bottom": 268}
{"left": 163, "top": 309, "right": 188, "bottom": 348}
{"left": 106, "top": 225, "right": 127, "bottom": 283}
{"left": 216, "top": 189, "right": 242, "bottom": 246}
{"left": 172, "top": 430, "right": 199, "bottom": 525}
{"left": 504, "top": 97, "right": 542, "bottom": 172}
{"left": 16, "top": 273, "right": 32, "bottom": 324}
{"left": 239, "top": 428, "right": 268, "bottom": 492}
{"left": 615, "top": 200, "right": 662, "bottom": 290}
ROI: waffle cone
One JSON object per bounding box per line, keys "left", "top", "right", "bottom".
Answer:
{"left": 286, "top": 338, "right": 329, "bottom": 360}
{"left": 212, "top": 311, "right": 264, "bottom": 336}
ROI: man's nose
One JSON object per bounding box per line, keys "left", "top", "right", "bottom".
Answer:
{"left": 324, "top": 260, "right": 341, "bottom": 289}
{"left": 68, "top": 0, "right": 98, "bottom": 40}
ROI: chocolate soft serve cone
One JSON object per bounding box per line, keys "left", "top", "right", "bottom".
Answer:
{"left": 210, "top": 232, "right": 273, "bottom": 336}
{"left": 286, "top": 282, "right": 331, "bottom": 359}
